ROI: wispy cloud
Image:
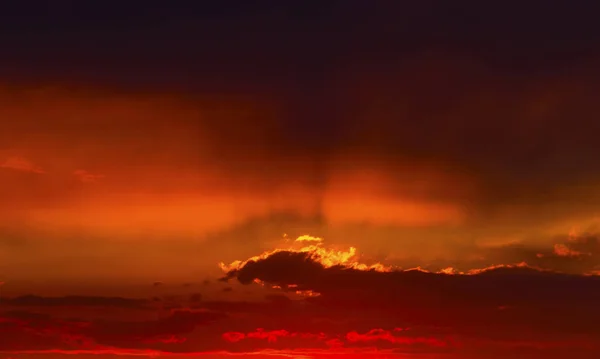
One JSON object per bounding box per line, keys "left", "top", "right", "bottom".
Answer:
{"left": 0, "top": 156, "right": 45, "bottom": 174}
{"left": 73, "top": 169, "right": 104, "bottom": 183}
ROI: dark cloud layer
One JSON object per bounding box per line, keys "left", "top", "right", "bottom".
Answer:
{"left": 0, "top": 308, "right": 225, "bottom": 352}
{"left": 2, "top": 255, "right": 600, "bottom": 358}
{"left": 2, "top": 266, "right": 599, "bottom": 358}
{"left": 223, "top": 247, "right": 600, "bottom": 346}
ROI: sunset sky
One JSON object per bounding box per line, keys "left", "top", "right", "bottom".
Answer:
{"left": 1, "top": 1, "right": 600, "bottom": 358}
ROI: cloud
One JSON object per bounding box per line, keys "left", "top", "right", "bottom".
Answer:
{"left": 221, "top": 236, "right": 600, "bottom": 349}
{"left": 11, "top": 234, "right": 598, "bottom": 355}
{"left": 72, "top": 169, "right": 105, "bottom": 183}
{"left": 86, "top": 309, "right": 225, "bottom": 348}
{"left": 0, "top": 308, "right": 225, "bottom": 352}
{"left": 0, "top": 156, "right": 45, "bottom": 174}
{"left": 473, "top": 232, "right": 600, "bottom": 275}
{"left": 222, "top": 331, "right": 246, "bottom": 343}
{"left": 1, "top": 288, "right": 598, "bottom": 357}
{"left": 2, "top": 234, "right": 600, "bottom": 356}
{"left": 219, "top": 235, "right": 390, "bottom": 275}
{"left": 221, "top": 328, "right": 447, "bottom": 351}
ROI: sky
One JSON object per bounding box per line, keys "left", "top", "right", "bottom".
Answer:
{"left": 1, "top": 1, "right": 600, "bottom": 358}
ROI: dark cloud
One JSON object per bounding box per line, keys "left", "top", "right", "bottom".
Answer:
{"left": 222, "top": 249, "right": 600, "bottom": 344}
{"left": 415, "top": 232, "right": 600, "bottom": 275}
{"left": 0, "top": 308, "right": 226, "bottom": 352}
{"left": 86, "top": 309, "right": 226, "bottom": 348}
{"left": 0, "top": 310, "right": 87, "bottom": 351}
{"left": 1, "top": 286, "right": 598, "bottom": 356}
{"left": 485, "top": 233, "right": 600, "bottom": 274}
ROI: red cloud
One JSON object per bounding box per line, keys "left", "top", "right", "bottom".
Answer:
{"left": 0, "top": 308, "right": 224, "bottom": 352}
{"left": 2, "top": 234, "right": 600, "bottom": 357}
{"left": 246, "top": 329, "right": 290, "bottom": 343}
{"left": 222, "top": 332, "right": 246, "bottom": 343}
{"left": 223, "top": 329, "right": 312, "bottom": 344}
{"left": 222, "top": 328, "right": 448, "bottom": 350}
{"left": 346, "top": 329, "right": 447, "bottom": 347}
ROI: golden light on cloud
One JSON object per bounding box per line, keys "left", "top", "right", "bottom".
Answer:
{"left": 295, "top": 235, "right": 323, "bottom": 242}
{"left": 219, "top": 234, "right": 392, "bottom": 274}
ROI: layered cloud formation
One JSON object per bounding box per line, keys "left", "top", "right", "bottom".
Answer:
{"left": 1, "top": 235, "right": 599, "bottom": 358}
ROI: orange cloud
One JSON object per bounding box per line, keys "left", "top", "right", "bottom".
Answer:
{"left": 219, "top": 235, "right": 391, "bottom": 279}
{"left": 0, "top": 156, "right": 45, "bottom": 174}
